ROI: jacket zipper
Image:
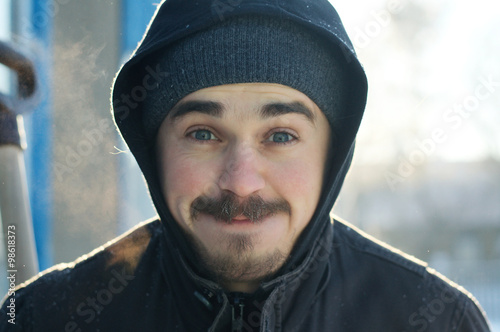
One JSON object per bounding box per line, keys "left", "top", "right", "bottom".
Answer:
{"left": 231, "top": 294, "right": 245, "bottom": 332}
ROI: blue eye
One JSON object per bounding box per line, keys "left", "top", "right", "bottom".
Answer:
{"left": 270, "top": 132, "right": 293, "bottom": 143}
{"left": 193, "top": 129, "right": 216, "bottom": 141}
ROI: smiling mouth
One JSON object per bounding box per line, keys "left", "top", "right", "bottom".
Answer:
{"left": 229, "top": 216, "right": 253, "bottom": 224}
{"left": 199, "top": 212, "right": 267, "bottom": 226}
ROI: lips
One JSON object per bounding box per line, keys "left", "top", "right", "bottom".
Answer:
{"left": 230, "top": 216, "right": 252, "bottom": 224}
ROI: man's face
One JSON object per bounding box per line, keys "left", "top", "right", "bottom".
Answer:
{"left": 156, "top": 83, "right": 331, "bottom": 292}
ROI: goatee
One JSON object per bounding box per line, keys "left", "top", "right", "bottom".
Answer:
{"left": 185, "top": 192, "right": 292, "bottom": 285}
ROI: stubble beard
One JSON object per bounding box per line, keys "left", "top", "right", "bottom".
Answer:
{"left": 186, "top": 192, "right": 292, "bottom": 286}
{"left": 187, "top": 230, "right": 289, "bottom": 285}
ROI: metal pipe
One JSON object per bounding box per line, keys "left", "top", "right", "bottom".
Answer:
{"left": 0, "top": 40, "right": 40, "bottom": 284}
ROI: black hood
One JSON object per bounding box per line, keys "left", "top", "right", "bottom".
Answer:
{"left": 112, "top": 0, "right": 368, "bottom": 277}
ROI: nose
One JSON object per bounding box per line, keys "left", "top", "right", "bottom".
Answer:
{"left": 218, "top": 143, "right": 265, "bottom": 198}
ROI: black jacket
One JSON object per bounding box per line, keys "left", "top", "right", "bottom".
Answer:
{"left": 1, "top": 0, "right": 491, "bottom": 331}
{"left": 0, "top": 218, "right": 490, "bottom": 331}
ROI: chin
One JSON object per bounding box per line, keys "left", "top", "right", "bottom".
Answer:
{"left": 191, "top": 231, "right": 289, "bottom": 286}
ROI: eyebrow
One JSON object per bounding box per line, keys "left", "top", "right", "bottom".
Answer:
{"left": 260, "top": 102, "right": 316, "bottom": 123}
{"left": 168, "top": 100, "right": 223, "bottom": 121}
{"left": 168, "top": 100, "right": 316, "bottom": 123}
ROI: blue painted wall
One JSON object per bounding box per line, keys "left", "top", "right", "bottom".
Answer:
{"left": 22, "top": 0, "right": 54, "bottom": 270}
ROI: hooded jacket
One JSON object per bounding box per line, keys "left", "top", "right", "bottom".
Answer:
{"left": 0, "top": 0, "right": 491, "bottom": 331}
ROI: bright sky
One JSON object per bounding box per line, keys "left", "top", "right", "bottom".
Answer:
{"left": 331, "top": 0, "right": 500, "bottom": 164}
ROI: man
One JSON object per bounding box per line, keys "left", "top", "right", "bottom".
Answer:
{"left": 1, "top": 0, "right": 491, "bottom": 331}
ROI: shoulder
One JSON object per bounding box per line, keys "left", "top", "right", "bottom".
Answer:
{"left": 325, "top": 218, "right": 491, "bottom": 331}
{"left": 0, "top": 218, "right": 161, "bottom": 331}
{"left": 18, "top": 217, "right": 158, "bottom": 291}
{"left": 332, "top": 217, "right": 428, "bottom": 275}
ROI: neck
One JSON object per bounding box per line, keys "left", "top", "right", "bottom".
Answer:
{"left": 222, "top": 280, "right": 260, "bottom": 293}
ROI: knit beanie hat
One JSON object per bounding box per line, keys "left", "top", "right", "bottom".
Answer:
{"left": 142, "top": 15, "right": 347, "bottom": 139}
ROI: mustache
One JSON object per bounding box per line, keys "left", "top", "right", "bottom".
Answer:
{"left": 190, "top": 192, "right": 291, "bottom": 223}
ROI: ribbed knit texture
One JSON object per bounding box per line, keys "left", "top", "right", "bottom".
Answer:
{"left": 142, "top": 15, "right": 347, "bottom": 138}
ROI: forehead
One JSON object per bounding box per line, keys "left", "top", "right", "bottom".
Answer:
{"left": 167, "top": 83, "right": 326, "bottom": 124}
{"left": 182, "top": 83, "right": 311, "bottom": 103}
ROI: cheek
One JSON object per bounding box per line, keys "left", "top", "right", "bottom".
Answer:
{"left": 160, "top": 148, "right": 196, "bottom": 218}
{"left": 161, "top": 148, "right": 221, "bottom": 219}
{"left": 269, "top": 157, "right": 324, "bottom": 209}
